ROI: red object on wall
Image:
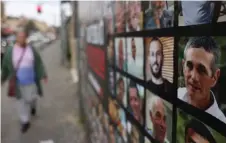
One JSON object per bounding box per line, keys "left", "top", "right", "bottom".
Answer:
{"left": 86, "top": 45, "right": 106, "bottom": 80}
{"left": 37, "top": 5, "right": 42, "bottom": 13}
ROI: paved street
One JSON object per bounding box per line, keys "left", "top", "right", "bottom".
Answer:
{"left": 1, "top": 40, "right": 87, "bottom": 143}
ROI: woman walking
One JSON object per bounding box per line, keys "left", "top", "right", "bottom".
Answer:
{"left": 1, "top": 28, "right": 47, "bottom": 133}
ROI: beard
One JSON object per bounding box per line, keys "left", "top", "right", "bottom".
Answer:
{"left": 150, "top": 62, "right": 162, "bottom": 79}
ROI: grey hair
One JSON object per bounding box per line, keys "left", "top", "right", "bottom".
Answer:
{"left": 147, "top": 94, "right": 165, "bottom": 115}
{"left": 184, "top": 37, "right": 220, "bottom": 75}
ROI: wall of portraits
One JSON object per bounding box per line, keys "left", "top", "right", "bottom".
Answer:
{"left": 77, "top": 1, "right": 226, "bottom": 143}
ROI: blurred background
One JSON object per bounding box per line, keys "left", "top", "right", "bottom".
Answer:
{"left": 1, "top": 1, "right": 59, "bottom": 50}
{"left": 1, "top": 1, "right": 86, "bottom": 143}
{"left": 1, "top": 1, "right": 226, "bottom": 143}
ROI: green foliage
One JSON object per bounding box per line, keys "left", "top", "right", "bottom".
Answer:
{"left": 25, "top": 20, "right": 38, "bottom": 34}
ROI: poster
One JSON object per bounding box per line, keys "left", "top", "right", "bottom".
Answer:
{"left": 145, "top": 90, "right": 173, "bottom": 143}
{"left": 127, "top": 37, "right": 144, "bottom": 79}
{"left": 78, "top": 1, "right": 226, "bottom": 143}
{"left": 145, "top": 37, "right": 174, "bottom": 97}
{"left": 126, "top": 1, "right": 143, "bottom": 32}
{"left": 177, "top": 36, "right": 226, "bottom": 124}
{"left": 144, "top": 1, "right": 174, "bottom": 30}
{"left": 177, "top": 109, "right": 226, "bottom": 143}
{"left": 127, "top": 79, "right": 144, "bottom": 125}
{"left": 115, "top": 37, "right": 127, "bottom": 71}
{"left": 176, "top": 1, "right": 225, "bottom": 26}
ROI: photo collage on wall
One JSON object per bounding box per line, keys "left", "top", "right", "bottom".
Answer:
{"left": 83, "top": 1, "right": 226, "bottom": 143}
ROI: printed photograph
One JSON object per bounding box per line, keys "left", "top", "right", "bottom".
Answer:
{"left": 108, "top": 39, "right": 114, "bottom": 66}
{"left": 178, "top": 37, "right": 226, "bottom": 124}
{"left": 145, "top": 37, "right": 174, "bottom": 96}
{"left": 116, "top": 73, "right": 128, "bottom": 107}
{"left": 108, "top": 123, "right": 117, "bottom": 143}
{"left": 145, "top": 90, "right": 173, "bottom": 143}
{"left": 89, "top": 101, "right": 108, "bottom": 143}
{"left": 127, "top": 37, "right": 144, "bottom": 80}
{"left": 108, "top": 98, "right": 127, "bottom": 142}
{"left": 115, "top": 37, "right": 127, "bottom": 71}
{"left": 144, "top": 1, "right": 174, "bottom": 30}
{"left": 177, "top": 1, "right": 226, "bottom": 26}
{"left": 127, "top": 121, "right": 144, "bottom": 143}
{"left": 104, "top": 1, "right": 115, "bottom": 35}
{"left": 115, "top": 1, "right": 126, "bottom": 33}
{"left": 108, "top": 122, "right": 125, "bottom": 143}
{"left": 103, "top": 112, "right": 109, "bottom": 132}
{"left": 126, "top": 1, "right": 143, "bottom": 32}
{"left": 127, "top": 79, "right": 145, "bottom": 125}
{"left": 177, "top": 109, "right": 226, "bottom": 143}
{"left": 109, "top": 67, "right": 115, "bottom": 96}
{"left": 116, "top": 129, "right": 125, "bottom": 143}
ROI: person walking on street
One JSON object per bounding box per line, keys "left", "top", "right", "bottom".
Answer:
{"left": 1, "top": 28, "right": 47, "bottom": 133}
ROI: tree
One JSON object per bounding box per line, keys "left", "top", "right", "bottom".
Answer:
{"left": 25, "top": 20, "right": 38, "bottom": 35}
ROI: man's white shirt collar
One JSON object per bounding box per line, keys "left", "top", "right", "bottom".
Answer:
{"left": 178, "top": 87, "right": 226, "bottom": 124}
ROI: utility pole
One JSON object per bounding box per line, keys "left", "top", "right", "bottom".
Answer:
{"left": 69, "top": 1, "right": 78, "bottom": 83}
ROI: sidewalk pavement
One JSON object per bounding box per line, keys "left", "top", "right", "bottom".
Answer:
{"left": 1, "top": 40, "right": 87, "bottom": 143}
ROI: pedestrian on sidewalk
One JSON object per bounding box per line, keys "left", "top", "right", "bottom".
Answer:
{"left": 1, "top": 28, "right": 48, "bottom": 133}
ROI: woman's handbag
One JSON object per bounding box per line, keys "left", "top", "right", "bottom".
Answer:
{"left": 8, "top": 48, "right": 26, "bottom": 97}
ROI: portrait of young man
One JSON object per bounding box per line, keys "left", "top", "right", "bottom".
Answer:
{"left": 116, "top": 74, "right": 127, "bottom": 107}
{"left": 128, "top": 80, "right": 144, "bottom": 125}
{"left": 127, "top": 37, "right": 144, "bottom": 79}
{"left": 146, "top": 37, "right": 173, "bottom": 96}
{"left": 126, "top": 1, "right": 143, "bottom": 32}
{"left": 108, "top": 40, "right": 114, "bottom": 65}
{"left": 178, "top": 37, "right": 226, "bottom": 124}
{"left": 115, "top": 38, "right": 127, "bottom": 71}
{"left": 145, "top": 92, "right": 172, "bottom": 143}
{"left": 115, "top": 1, "right": 126, "bottom": 33}
{"left": 144, "top": 1, "right": 174, "bottom": 30}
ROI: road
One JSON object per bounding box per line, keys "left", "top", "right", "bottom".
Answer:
{"left": 1, "top": 40, "right": 87, "bottom": 143}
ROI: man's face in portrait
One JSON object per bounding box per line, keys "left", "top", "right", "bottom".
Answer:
{"left": 109, "top": 125, "right": 116, "bottom": 143}
{"left": 108, "top": 40, "right": 114, "bottom": 61}
{"left": 131, "top": 39, "right": 136, "bottom": 59}
{"left": 129, "top": 87, "right": 141, "bottom": 121}
{"left": 118, "top": 40, "right": 124, "bottom": 68}
{"left": 150, "top": 99, "right": 166, "bottom": 143}
{"left": 116, "top": 2, "right": 125, "bottom": 33}
{"left": 186, "top": 128, "right": 210, "bottom": 143}
{"left": 118, "top": 79, "right": 125, "bottom": 102}
{"left": 129, "top": 1, "right": 141, "bottom": 31}
{"left": 149, "top": 40, "right": 163, "bottom": 79}
{"left": 183, "top": 47, "right": 220, "bottom": 103}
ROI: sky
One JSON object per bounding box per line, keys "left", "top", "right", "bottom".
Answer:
{"left": 4, "top": 0, "right": 61, "bottom": 26}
